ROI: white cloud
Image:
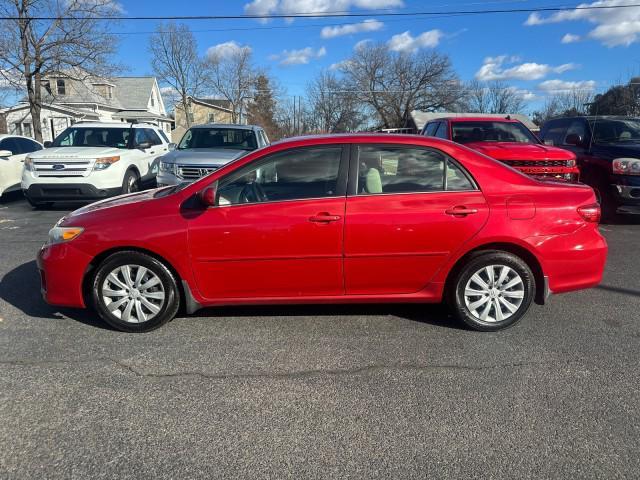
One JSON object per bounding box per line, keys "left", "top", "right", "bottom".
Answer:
{"left": 329, "top": 59, "right": 353, "bottom": 70}
{"left": 206, "top": 41, "right": 252, "bottom": 60}
{"left": 271, "top": 46, "right": 327, "bottom": 65}
{"left": 388, "top": 29, "right": 443, "bottom": 52}
{"left": 353, "top": 39, "right": 372, "bottom": 50}
{"left": 561, "top": 33, "right": 581, "bottom": 43}
{"left": 244, "top": 0, "right": 403, "bottom": 20}
{"left": 321, "top": 19, "right": 383, "bottom": 38}
{"left": 475, "top": 55, "right": 578, "bottom": 81}
{"left": 524, "top": 0, "right": 640, "bottom": 47}
{"left": 538, "top": 79, "right": 597, "bottom": 92}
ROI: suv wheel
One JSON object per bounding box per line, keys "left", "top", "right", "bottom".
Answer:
{"left": 122, "top": 169, "right": 139, "bottom": 194}
{"left": 448, "top": 251, "right": 535, "bottom": 331}
{"left": 92, "top": 251, "right": 180, "bottom": 332}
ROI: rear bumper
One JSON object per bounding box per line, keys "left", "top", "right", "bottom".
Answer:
{"left": 37, "top": 243, "right": 92, "bottom": 308}
{"left": 527, "top": 226, "right": 608, "bottom": 295}
{"left": 24, "top": 184, "right": 121, "bottom": 202}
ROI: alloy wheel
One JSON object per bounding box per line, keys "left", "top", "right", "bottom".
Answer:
{"left": 101, "top": 264, "right": 165, "bottom": 323}
{"left": 463, "top": 264, "right": 525, "bottom": 323}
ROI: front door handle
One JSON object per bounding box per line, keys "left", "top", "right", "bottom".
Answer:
{"left": 445, "top": 206, "right": 479, "bottom": 216}
{"left": 309, "top": 212, "right": 342, "bottom": 223}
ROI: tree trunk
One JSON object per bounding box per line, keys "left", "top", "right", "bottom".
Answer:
{"left": 182, "top": 93, "right": 191, "bottom": 127}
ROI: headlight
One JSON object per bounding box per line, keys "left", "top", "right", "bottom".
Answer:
{"left": 160, "top": 162, "right": 176, "bottom": 174}
{"left": 24, "top": 157, "right": 34, "bottom": 171}
{"left": 566, "top": 159, "right": 576, "bottom": 167}
{"left": 612, "top": 158, "right": 640, "bottom": 175}
{"left": 47, "top": 226, "right": 84, "bottom": 245}
{"left": 93, "top": 156, "right": 120, "bottom": 171}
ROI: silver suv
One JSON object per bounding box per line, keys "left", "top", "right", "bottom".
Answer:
{"left": 157, "top": 124, "right": 269, "bottom": 186}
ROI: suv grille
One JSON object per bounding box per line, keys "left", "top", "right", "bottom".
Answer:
{"left": 32, "top": 159, "right": 92, "bottom": 177}
{"left": 502, "top": 159, "right": 571, "bottom": 168}
{"left": 176, "top": 165, "right": 218, "bottom": 180}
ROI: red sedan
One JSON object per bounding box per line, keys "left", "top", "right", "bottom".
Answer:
{"left": 37, "top": 134, "right": 607, "bottom": 332}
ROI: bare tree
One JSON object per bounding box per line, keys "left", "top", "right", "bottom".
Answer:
{"left": 306, "top": 71, "right": 364, "bottom": 133}
{"left": 532, "top": 88, "right": 595, "bottom": 125}
{"left": 341, "top": 43, "right": 464, "bottom": 129}
{"left": 205, "top": 46, "right": 257, "bottom": 124}
{"left": 0, "top": 0, "right": 120, "bottom": 141}
{"left": 149, "top": 22, "right": 206, "bottom": 128}
{"left": 465, "top": 80, "right": 527, "bottom": 114}
{"left": 246, "top": 74, "right": 279, "bottom": 139}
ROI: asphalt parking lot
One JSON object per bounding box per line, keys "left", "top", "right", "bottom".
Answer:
{"left": 0, "top": 191, "right": 639, "bottom": 479}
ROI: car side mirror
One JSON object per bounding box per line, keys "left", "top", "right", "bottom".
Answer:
{"left": 43, "top": 141, "right": 52, "bottom": 148}
{"left": 198, "top": 185, "right": 217, "bottom": 207}
{"left": 565, "top": 134, "right": 583, "bottom": 146}
{"left": 0, "top": 149, "right": 12, "bottom": 158}
{"left": 168, "top": 143, "right": 177, "bottom": 151}
{"left": 137, "top": 141, "right": 152, "bottom": 150}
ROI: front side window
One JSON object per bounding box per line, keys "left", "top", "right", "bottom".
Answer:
{"left": 144, "top": 129, "right": 163, "bottom": 146}
{"left": 424, "top": 122, "right": 439, "bottom": 136}
{"left": 434, "top": 122, "right": 449, "bottom": 139}
{"left": 217, "top": 146, "right": 343, "bottom": 205}
{"left": 590, "top": 118, "right": 640, "bottom": 144}
{"left": 0, "top": 138, "right": 19, "bottom": 154}
{"left": 52, "top": 127, "right": 130, "bottom": 148}
{"left": 452, "top": 121, "right": 538, "bottom": 144}
{"left": 179, "top": 128, "right": 258, "bottom": 151}
{"left": 356, "top": 145, "right": 474, "bottom": 194}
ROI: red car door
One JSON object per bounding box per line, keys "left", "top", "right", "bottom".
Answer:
{"left": 187, "top": 145, "right": 348, "bottom": 300}
{"left": 344, "top": 144, "right": 489, "bottom": 294}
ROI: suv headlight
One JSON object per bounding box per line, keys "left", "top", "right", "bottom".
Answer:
{"left": 47, "top": 226, "right": 84, "bottom": 245}
{"left": 93, "top": 156, "right": 120, "bottom": 171}
{"left": 24, "top": 157, "right": 34, "bottom": 171}
{"left": 612, "top": 158, "right": 640, "bottom": 175}
{"left": 160, "top": 161, "right": 176, "bottom": 174}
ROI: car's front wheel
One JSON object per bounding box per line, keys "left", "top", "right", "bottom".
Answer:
{"left": 449, "top": 251, "right": 535, "bottom": 331}
{"left": 92, "top": 251, "right": 180, "bottom": 332}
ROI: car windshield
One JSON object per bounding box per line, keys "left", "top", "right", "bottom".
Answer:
{"left": 51, "top": 127, "right": 130, "bottom": 148}
{"left": 451, "top": 121, "right": 539, "bottom": 144}
{"left": 178, "top": 128, "right": 257, "bottom": 150}
{"left": 590, "top": 118, "right": 640, "bottom": 144}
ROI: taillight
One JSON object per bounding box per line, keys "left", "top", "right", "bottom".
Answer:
{"left": 577, "top": 203, "right": 601, "bottom": 223}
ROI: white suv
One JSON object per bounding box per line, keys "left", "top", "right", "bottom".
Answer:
{"left": 22, "top": 122, "right": 170, "bottom": 207}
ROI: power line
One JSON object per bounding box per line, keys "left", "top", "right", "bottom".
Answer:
{"left": 2, "top": 3, "right": 640, "bottom": 21}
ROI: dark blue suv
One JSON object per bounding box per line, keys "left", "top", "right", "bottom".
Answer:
{"left": 540, "top": 116, "right": 640, "bottom": 218}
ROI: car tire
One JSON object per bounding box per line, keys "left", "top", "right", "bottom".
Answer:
{"left": 448, "top": 251, "right": 535, "bottom": 332}
{"left": 122, "top": 169, "right": 140, "bottom": 195}
{"left": 91, "top": 251, "right": 180, "bottom": 333}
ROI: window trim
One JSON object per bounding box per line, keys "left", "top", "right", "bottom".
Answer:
{"left": 347, "top": 143, "right": 479, "bottom": 197}
{"left": 212, "top": 144, "right": 350, "bottom": 208}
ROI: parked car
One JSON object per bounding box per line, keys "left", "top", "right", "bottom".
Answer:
{"left": 540, "top": 116, "right": 640, "bottom": 217}
{"left": 0, "top": 134, "right": 43, "bottom": 198}
{"left": 38, "top": 134, "right": 607, "bottom": 333}
{"left": 421, "top": 116, "right": 580, "bottom": 181}
{"left": 157, "top": 124, "right": 269, "bottom": 186}
{"left": 22, "top": 121, "right": 171, "bottom": 207}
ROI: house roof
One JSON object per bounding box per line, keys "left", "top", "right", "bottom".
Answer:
{"left": 112, "top": 77, "right": 155, "bottom": 110}
{"left": 0, "top": 101, "right": 99, "bottom": 119}
{"left": 190, "top": 97, "right": 233, "bottom": 112}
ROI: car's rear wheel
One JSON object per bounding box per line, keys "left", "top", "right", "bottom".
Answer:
{"left": 449, "top": 251, "right": 535, "bottom": 331}
{"left": 92, "top": 251, "right": 180, "bottom": 332}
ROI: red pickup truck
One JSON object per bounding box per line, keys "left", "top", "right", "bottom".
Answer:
{"left": 421, "top": 116, "right": 579, "bottom": 181}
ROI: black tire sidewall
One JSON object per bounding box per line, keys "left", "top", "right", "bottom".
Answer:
{"left": 122, "top": 169, "right": 139, "bottom": 194}
{"left": 452, "top": 251, "right": 535, "bottom": 332}
{"left": 92, "top": 252, "right": 180, "bottom": 332}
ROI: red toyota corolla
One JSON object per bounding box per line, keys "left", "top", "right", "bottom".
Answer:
{"left": 37, "top": 134, "right": 607, "bottom": 332}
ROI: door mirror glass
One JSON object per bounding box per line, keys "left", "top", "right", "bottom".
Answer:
{"left": 137, "top": 141, "right": 152, "bottom": 150}
{"left": 565, "top": 134, "right": 583, "bottom": 146}
{"left": 0, "top": 149, "right": 12, "bottom": 157}
{"left": 43, "top": 141, "right": 52, "bottom": 148}
{"left": 168, "top": 142, "right": 177, "bottom": 151}
{"left": 198, "top": 185, "right": 217, "bottom": 207}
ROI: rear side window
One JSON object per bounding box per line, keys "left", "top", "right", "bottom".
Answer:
{"left": 0, "top": 138, "right": 20, "bottom": 154}
{"left": 356, "top": 145, "right": 475, "bottom": 195}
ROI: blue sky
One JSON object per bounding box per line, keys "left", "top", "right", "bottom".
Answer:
{"left": 40, "top": 1, "right": 640, "bottom": 110}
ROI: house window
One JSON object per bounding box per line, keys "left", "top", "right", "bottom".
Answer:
{"left": 13, "top": 122, "right": 22, "bottom": 135}
{"left": 42, "top": 80, "right": 52, "bottom": 95}
{"left": 22, "top": 123, "right": 32, "bottom": 137}
{"left": 208, "top": 113, "right": 215, "bottom": 123}
{"left": 150, "top": 92, "right": 155, "bottom": 107}
{"left": 56, "top": 79, "right": 66, "bottom": 95}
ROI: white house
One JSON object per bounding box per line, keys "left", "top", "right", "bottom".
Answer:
{"left": 0, "top": 76, "right": 173, "bottom": 142}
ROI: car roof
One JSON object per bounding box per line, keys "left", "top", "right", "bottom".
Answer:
{"left": 546, "top": 115, "right": 640, "bottom": 122}
{"left": 271, "top": 133, "right": 438, "bottom": 146}
{"left": 191, "top": 123, "right": 261, "bottom": 130}
{"left": 433, "top": 116, "right": 522, "bottom": 123}
{"left": 67, "top": 122, "right": 160, "bottom": 129}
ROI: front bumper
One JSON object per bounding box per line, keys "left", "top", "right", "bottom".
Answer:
{"left": 157, "top": 171, "right": 182, "bottom": 187}
{"left": 24, "top": 183, "right": 121, "bottom": 202}
{"left": 610, "top": 175, "right": 640, "bottom": 214}
{"left": 37, "top": 242, "right": 93, "bottom": 308}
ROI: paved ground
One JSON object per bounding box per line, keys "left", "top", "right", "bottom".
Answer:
{"left": 0, "top": 191, "right": 638, "bottom": 479}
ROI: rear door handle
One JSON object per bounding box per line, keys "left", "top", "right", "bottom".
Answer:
{"left": 309, "top": 212, "right": 342, "bottom": 223}
{"left": 445, "top": 206, "right": 479, "bottom": 216}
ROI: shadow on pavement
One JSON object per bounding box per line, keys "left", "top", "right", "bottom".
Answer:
{"left": 0, "top": 260, "right": 111, "bottom": 330}
{"left": 596, "top": 284, "right": 640, "bottom": 297}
